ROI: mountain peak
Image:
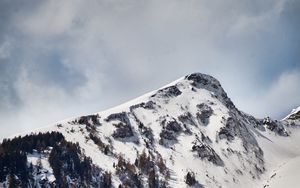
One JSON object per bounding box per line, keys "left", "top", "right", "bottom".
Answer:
{"left": 185, "top": 72, "right": 220, "bottom": 85}
{"left": 1, "top": 72, "right": 300, "bottom": 188}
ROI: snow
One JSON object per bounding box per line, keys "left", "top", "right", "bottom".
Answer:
{"left": 264, "top": 156, "right": 300, "bottom": 188}
{"left": 259, "top": 128, "right": 300, "bottom": 188}
{"left": 290, "top": 106, "right": 300, "bottom": 115}
{"left": 27, "top": 150, "right": 56, "bottom": 182}
{"left": 6, "top": 73, "right": 300, "bottom": 188}
{"left": 282, "top": 106, "right": 300, "bottom": 120}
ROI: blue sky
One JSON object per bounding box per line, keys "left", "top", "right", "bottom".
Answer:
{"left": 0, "top": 0, "right": 299, "bottom": 138}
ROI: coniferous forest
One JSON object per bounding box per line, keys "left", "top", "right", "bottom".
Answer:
{"left": 0, "top": 132, "right": 111, "bottom": 187}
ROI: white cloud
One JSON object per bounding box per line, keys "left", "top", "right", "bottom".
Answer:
{"left": 229, "top": 0, "right": 288, "bottom": 36}
{"left": 264, "top": 70, "right": 300, "bottom": 116}
{"left": 236, "top": 70, "right": 300, "bottom": 119}
{"left": 16, "top": 0, "right": 78, "bottom": 36}
{"left": 0, "top": 40, "right": 12, "bottom": 59}
{"left": 0, "top": 0, "right": 298, "bottom": 138}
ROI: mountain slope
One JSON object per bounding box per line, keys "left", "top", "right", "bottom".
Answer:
{"left": 261, "top": 107, "right": 300, "bottom": 188}
{"left": 1, "top": 73, "right": 300, "bottom": 188}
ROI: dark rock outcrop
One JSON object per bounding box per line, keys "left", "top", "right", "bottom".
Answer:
{"left": 185, "top": 73, "right": 218, "bottom": 87}
{"left": 192, "top": 141, "right": 224, "bottom": 166}
{"left": 129, "top": 101, "right": 156, "bottom": 111}
{"left": 112, "top": 123, "right": 134, "bottom": 139}
{"left": 165, "top": 120, "right": 182, "bottom": 133}
{"left": 218, "top": 117, "right": 236, "bottom": 141}
{"left": 159, "top": 129, "right": 177, "bottom": 141}
{"left": 200, "top": 132, "right": 212, "bottom": 144}
{"left": 263, "top": 117, "right": 288, "bottom": 136}
{"left": 185, "top": 73, "right": 236, "bottom": 110}
{"left": 287, "top": 111, "right": 300, "bottom": 120}
{"left": 105, "top": 112, "right": 131, "bottom": 126}
{"left": 153, "top": 85, "right": 182, "bottom": 98}
{"left": 178, "top": 112, "right": 197, "bottom": 126}
{"left": 159, "top": 119, "right": 183, "bottom": 146}
{"left": 78, "top": 114, "right": 100, "bottom": 126}
{"left": 196, "top": 103, "right": 213, "bottom": 125}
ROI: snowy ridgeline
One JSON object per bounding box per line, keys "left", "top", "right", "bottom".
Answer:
{"left": 1, "top": 73, "right": 300, "bottom": 188}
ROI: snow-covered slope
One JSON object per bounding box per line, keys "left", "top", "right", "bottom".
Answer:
{"left": 1, "top": 73, "right": 300, "bottom": 188}
{"left": 283, "top": 106, "right": 300, "bottom": 121}
{"left": 261, "top": 107, "right": 300, "bottom": 188}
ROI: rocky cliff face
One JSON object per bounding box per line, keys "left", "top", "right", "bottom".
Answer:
{"left": 0, "top": 73, "right": 299, "bottom": 188}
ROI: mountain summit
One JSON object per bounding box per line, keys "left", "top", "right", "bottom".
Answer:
{"left": 1, "top": 73, "right": 299, "bottom": 188}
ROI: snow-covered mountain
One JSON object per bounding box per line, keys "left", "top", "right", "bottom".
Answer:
{"left": 1, "top": 73, "right": 300, "bottom": 188}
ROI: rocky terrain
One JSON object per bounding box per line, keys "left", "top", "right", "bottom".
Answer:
{"left": 0, "top": 73, "right": 299, "bottom": 188}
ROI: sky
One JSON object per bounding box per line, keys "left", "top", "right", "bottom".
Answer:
{"left": 0, "top": 0, "right": 299, "bottom": 138}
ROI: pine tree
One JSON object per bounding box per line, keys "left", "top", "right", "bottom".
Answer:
{"left": 8, "top": 174, "right": 17, "bottom": 188}
{"left": 148, "top": 169, "right": 157, "bottom": 188}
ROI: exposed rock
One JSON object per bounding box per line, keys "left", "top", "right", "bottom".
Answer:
{"left": 152, "top": 85, "right": 182, "bottom": 98}
{"left": 288, "top": 112, "right": 300, "bottom": 120}
{"left": 130, "top": 108, "right": 155, "bottom": 145}
{"left": 196, "top": 103, "right": 213, "bottom": 125}
{"left": 129, "top": 101, "right": 156, "bottom": 111}
{"left": 242, "top": 112, "right": 265, "bottom": 131}
{"left": 192, "top": 140, "right": 224, "bottom": 166}
{"left": 186, "top": 73, "right": 236, "bottom": 110}
{"left": 77, "top": 114, "right": 100, "bottom": 126}
{"left": 219, "top": 127, "right": 235, "bottom": 141}
{"left": 144, "top": 101, "right": 156, "bottom": 109}
{"left": 263, "top": 117, "right": 288, "bottom": 136}
{"left": 159, "top": 119, "right": 182, "bottom": 145}
{"left": 218, "top": 117, "right": 236, "bottom": 141}
{"left": 165, "top": 120, "right": 182, "bottom": 133}
{"left": 89, "top": 132, "right": 112, "bottom": 155}
{"left": 286, "top": 108, "right": 300, "bottom": 120}
{"left": 112, "top": 123, "right": 134, "bottom": 139}
{"left": 132, "top": 112, "right": 154, "bottom": 145}
{"left": 185, "top": 171, "right": 197, "bottom": 186}
{"left": 178, "top": 112, "right": 197, "bottom": 126}
{"left": 159, "top": 130, "right": 177, "bottom": 141}
{"left": 186, "top": 73, "right": 215, "bottom": 87}
{"left": 105, "top": 112, "right": 131, "bottom": 126}
{"left": 217, "top": 113, "right": 265, "bottom": 177}
{"left": 2, "top": 72, "right": 299, "bottom": 188}
{"left": 200, "top": 132, "right": 212, "bottom": 144}
{"left": 141, "top": 127, "right": 154, "bottom": 145}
